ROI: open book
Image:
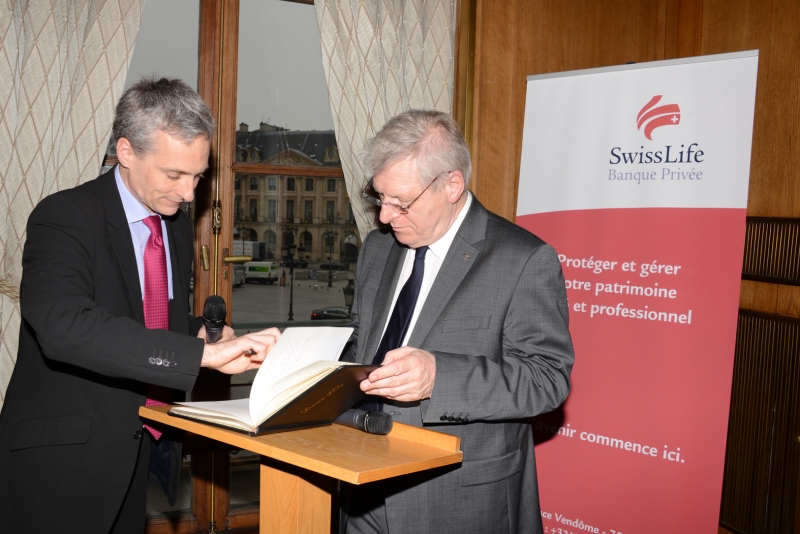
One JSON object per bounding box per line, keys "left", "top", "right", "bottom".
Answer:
{"left": 169, "top": 327, "right": 375, "bottom": 435}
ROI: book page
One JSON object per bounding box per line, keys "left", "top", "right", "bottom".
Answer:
{"left": 171, "top": 399, "right": 253, "bottom": 429}
{"left": 248, "top": 327, "right": 353, "bottom": 425}
{"left": 254, "top": 360, "right": 354, "bottom": 425}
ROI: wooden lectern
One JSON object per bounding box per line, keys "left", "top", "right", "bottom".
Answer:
{"left": 140, "top": 405, "right": 463, "bottom": 533}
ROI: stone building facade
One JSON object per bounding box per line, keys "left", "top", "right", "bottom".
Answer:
{"left": 234, "top": 122, "right": 360, "bottom": 264}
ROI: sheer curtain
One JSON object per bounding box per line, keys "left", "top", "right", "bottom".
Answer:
{"left": 0, "top": 0, "right": 143, "bottom": 404}
{"left": 315, "top": 0, "right": 457, "bottom": 240}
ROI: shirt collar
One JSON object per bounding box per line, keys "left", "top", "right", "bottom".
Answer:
{"left": 426, "top": 191, "right": 473, "bottom": 261}
{"left": 114, "top": 165, "right": 155, "bottom": 224}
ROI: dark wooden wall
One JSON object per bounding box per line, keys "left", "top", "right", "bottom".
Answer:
{"left": 457, "top": 0, "right": 800, "bottom": 531}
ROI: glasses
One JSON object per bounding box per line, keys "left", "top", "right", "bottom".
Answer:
{"left": 361, "top": 171, "right": 451, "bottom": 214}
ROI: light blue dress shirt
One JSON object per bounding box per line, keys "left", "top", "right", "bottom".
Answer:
{"left": 114, "top": 166, "right": 174, "bottom": 300}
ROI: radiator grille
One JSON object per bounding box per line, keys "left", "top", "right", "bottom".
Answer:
{"left": 720, "top": 310, "right": 800, "bottom": 533}
{"left": 742, "top": 218, "right": 800, "bottom": 286}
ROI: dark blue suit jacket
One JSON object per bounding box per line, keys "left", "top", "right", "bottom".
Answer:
{"left": 0, "top": 168, "right": 205, "bottom": 532}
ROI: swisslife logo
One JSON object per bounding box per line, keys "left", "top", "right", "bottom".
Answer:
{"left": 608, "top": 95, "right": 704, "bottom": 183}
{"left": 637, "top": 95, "right": 680, "bottom": 140}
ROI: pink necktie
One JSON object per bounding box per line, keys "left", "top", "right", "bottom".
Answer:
{"left": 142, "top": 215, "right": 169, "bottom": 440}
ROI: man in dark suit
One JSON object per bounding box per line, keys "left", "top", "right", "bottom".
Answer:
{"left": 340, "top": 110, "right": 574, "bottom": 533}
{"left": 0, "top": 78, "right": 279, "bottom": 533}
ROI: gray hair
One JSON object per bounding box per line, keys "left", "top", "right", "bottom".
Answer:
{"left": 113, "top": 77, "right": 216, "bottom": 155}
{"left": 363, "top": 109, "right": 472, "bottom": 189}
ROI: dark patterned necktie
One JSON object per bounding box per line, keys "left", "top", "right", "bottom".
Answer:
{"left": 363, "top": 246, "right": 428, "bottom": 411}
{"left": 142, "top": 215, "right": 169, "bottom": 439}
{"left": 372, "top": 246, "right": 429, "bottom": 365}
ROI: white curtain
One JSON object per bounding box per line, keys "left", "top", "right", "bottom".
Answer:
{"left": 315, "top": 0, "right": 457, "bottom": 240}
{"left": 0, "top": 0, "right": 144, "bottom": 404}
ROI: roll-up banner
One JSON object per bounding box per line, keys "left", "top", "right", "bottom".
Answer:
{"left": 518, "top": 51, "right": 758, "bottom": 533}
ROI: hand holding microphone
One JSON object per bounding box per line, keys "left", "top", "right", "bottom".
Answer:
{"left": 199, "top": 296, "right": 282, "bottom": 373}
{"left": 202, "top": 295, "right": 227, "bottom": 343}
{"left": 202, "top": 295, "right": 251, "bottom": 351}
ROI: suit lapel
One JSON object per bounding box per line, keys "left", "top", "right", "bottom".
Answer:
{"left": 165, "top": 218, "right": 186, "bottom": 302}
{"left": 165, "top": 217, "right": 188, "bottom": 329}
{"left": 408, "top": 198, "right": 487, "bottom": 348}
{"left": 361, "top": 240, "right": 407, "bottom": 363}
{"left": 100, "top": 169, "right": 145, "bottom": 325}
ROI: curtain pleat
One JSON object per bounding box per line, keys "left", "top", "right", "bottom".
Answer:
{"left": 315, "top": 0, "right": 457, "bottom": 240}
{"left": 0, "top": 0, "right": 144, "bottom": 404}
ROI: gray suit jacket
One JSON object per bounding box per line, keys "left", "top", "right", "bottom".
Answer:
{"left": 342, "top": 197, "right": 574, "bottom": 533}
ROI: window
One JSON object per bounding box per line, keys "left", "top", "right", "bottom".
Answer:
{"left": 286, "top": 199, "right": 295, "bottom": 221}
{"left": 249, "top": 199, "right": 258, "bottom": 220}
{"left": 235, "top": 176, "right": 240, "bottom": 190}
{"left": 327, "top": 178, "right": 336, "bottom": 192}
{"left": 250, "top": 177, "right": 258, "bottom": 190}
{"left": 225, "top": 0, "right": 362, "bottom": 527}
{"left": 326, "top": 201, "right": 335, "bottom": 224}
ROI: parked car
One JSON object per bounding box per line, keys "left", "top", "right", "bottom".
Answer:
{"left": 310, "top": 306, "right": 350, "bottom": 320}
{"left": 318, "top": 261, "right": 346, "bottom": 271}
{"left": 280, "top": 258, "right": 308, "bottom": 268}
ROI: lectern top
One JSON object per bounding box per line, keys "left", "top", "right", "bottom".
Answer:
{"left": 140, "top": 405, "right": 462, "bottom": 484}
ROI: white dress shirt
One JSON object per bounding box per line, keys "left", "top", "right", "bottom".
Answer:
{"left": 379, "top": 192, "right": 473, "bottom": 346}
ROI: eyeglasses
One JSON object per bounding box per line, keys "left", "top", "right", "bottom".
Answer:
{"left": 361, "top": 171, "right": 451, "bottom": 214}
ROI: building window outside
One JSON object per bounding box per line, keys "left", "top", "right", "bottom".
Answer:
{"left": 268, "top": 199, "right": 276, "bottom": 222}
{"left": 327, "top": 178, "right": 336, "bottom": 192}
{"left": 268, "top": 176, "right": 277, "bottom": 190}
{"left": 287, "top": 177, "right": 295, "bottom": 191}
{"left": 326, "top": 201, "right": 335, "bottom": 223}
{"left": 249, "top": 199, "right": 258, "bottom": 221}
{"left": 287, "top": 199, "right": 295, "bottom": 221}
{"left": 234, "top": 176, "right": 240, "bottom": 190}
{"left": 304, "top": 200, "right": 313, "bottom": 222}
{"left": 305, "top": 177, "right": 314, "bottom": 191}
{"left": 250, "top": 177, "right": 258, "bottom": 190}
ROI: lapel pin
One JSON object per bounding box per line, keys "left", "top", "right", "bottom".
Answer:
{"left": 463, "top": 254, "right": 470, "bottom": 261}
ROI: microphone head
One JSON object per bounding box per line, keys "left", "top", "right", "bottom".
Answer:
{"left": 363, "top": 410, "right": 393, "bottom": 435}
{"left": 203, "top": 295, "right": 226, "bottom": 322}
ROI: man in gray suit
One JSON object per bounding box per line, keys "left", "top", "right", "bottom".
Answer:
{"left": 340, "top": 110, "right": 574, "bottom": 534}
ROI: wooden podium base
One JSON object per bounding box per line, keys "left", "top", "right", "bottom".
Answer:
{"left": 140, "top": 405, "right": 462, "bottom": 533}
{"left": 261, "top": 458, "right": 333, "bottom": 534}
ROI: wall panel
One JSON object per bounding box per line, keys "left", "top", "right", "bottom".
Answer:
{"left": 705, "top": 0, "right": 800, "bottom": 218}
{"left": 721, "top": 311, "right": 800, "bottom": 533}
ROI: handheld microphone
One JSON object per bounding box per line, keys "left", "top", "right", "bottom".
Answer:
{"left": 203, "top": 295, "right": 226, "bottom": 343}
{"left": 334, "top": 409, "right": 393, "bottom": 435}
